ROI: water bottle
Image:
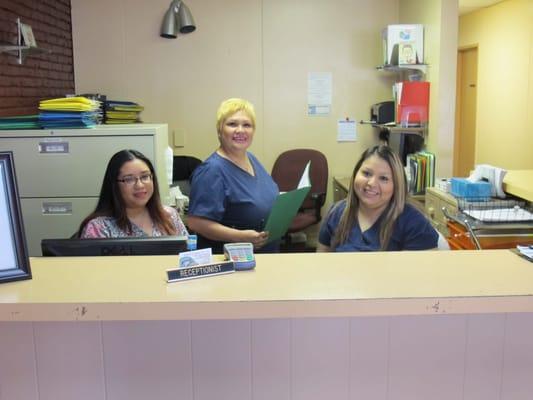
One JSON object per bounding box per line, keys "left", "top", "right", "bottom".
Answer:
{"left": 187, "top": 235, "right": 197, "bottom": 251}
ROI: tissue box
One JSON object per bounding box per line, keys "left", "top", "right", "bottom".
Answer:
{"left": 450, "top": 178, "right": 491, "bottom": 200}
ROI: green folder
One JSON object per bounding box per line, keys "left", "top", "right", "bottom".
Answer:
{"left": 264, "top": 186, "right": 311, "bottom": 243}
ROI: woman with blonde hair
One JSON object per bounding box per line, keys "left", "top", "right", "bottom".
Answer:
{"left": 187, "top": 98, "right": 279, "bottom": 253}
{"left": 318, "top": 145, "right": 437, "bottom": 251}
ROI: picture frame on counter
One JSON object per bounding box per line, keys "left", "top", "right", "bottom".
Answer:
{"left": 0, "top": 151, "right": 31, "bottom": 284}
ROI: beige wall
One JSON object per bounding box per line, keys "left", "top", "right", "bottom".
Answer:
{"left": 72, "top": 0, "right": 457, "bottom": 204}
{"left": 400, "top": 0, "right": 458, "bottom": 177}
{"left": 459, "top": 0, "right": 533, "bottom": 170}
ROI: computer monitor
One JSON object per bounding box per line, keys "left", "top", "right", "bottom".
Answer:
{"left": 41, "top": 236, "right": 188, "bottom": 257}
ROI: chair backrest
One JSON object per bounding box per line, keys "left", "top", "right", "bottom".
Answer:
{"left": 271, "top": 149, "right": 328, "bottom": 210}
{"left": 172, "top": 155, "right": 202, "bottom": 182}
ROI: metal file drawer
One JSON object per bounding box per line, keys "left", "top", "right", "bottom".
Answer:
{"left": 425, "top": 187, "right": 458, "bottom": 236}
{"left": 20, "top": 197, "right": 98, "bottom": 256}
{"left": 1, "top": 135, "right": 153, "bottom": 198}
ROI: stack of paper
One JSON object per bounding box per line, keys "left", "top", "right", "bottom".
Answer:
{"left": 406, "top": 151, "right": 434, "bottom": 194}
{"left": 39, "top": 97, "right": 102, "bottom": 128}
{"left": 0, "top": 115, "right": 40, "bottom": 130}
{"left": 104, "top": 100, "right": 144, "bottom": 124}
{"left": 516, "top": 245, "right": 533, "bottom": 262}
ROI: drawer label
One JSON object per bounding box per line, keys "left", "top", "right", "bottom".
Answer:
{"left": 42, "top": 202, "right": 72, "bottom": 215}
{"left": 39, "top": 141, "right": 69, "bottom": 154}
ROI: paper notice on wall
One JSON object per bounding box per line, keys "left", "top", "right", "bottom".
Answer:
{"left": 337, "top": 118, "right": 357, "bottom": 142}
{"left": 308, "top": 72, "right": 332, "bottom": 116}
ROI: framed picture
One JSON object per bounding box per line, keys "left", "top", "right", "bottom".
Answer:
{"left": 398, "top": 42, "right": 417, "bottom": 65}
{"left": 0, "top": 152, "right": 31, "bottom": 284}
{"left": 20, "top": 22, "right": 37, "bottom": 47}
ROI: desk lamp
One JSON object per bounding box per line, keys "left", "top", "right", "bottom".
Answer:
{"left": 160, "top": 0, "right": 196, "bottom": 38}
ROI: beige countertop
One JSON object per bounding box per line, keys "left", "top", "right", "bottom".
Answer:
{"left": 1, "top": 251, "right": 533, "bottom": 321}
{"left": 503, "top": 170, "right": 533, "bottom": 202}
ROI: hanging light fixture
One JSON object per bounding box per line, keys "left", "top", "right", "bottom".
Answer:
{"left": 160, "top": 0, "right": 196, "bottom": 39}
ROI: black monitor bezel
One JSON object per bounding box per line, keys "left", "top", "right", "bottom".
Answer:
{"left": 0, "top": 151, "right": 31, "bottom": 284}
{"left": 41, "top": 236, "right": 188, "bottom": 257}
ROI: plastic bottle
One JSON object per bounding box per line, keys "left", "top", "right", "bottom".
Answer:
{"left": 187, "top": 235, "right": 197, "bottom": 251}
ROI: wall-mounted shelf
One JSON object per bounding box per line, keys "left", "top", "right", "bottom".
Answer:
{"left": 373, "top": 123, "right": 427, "bottom": 137}
{"left": 376, "top": 64, "right": 428, "bottom": 75}
{"left": 0, "top": 18, "right": 51, "bottom": 64}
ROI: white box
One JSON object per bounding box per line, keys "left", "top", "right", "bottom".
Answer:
{"left": 382, "top": 24, "right": 424, "bottom": 65}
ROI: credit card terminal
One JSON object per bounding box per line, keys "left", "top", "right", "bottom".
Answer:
{"left": 223, "top": 243, "right": 256, "bottom": 270}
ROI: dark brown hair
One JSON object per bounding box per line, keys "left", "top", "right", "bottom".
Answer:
{"left": 331, "top": 145, "right": 407, "bottom": 250}
{"left": 77, "top": 149, "right": 176, "bottom": 236}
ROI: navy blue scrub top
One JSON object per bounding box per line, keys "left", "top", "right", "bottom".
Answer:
{"left": 188, "top": 152, "right": 279, "bottom": 253}
{"left": 319, "top": 200, "right": 438, "bottom": 251}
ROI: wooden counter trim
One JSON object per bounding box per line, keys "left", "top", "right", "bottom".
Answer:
{"left": 2, "top": 295, "right": 533, "bottom": 322}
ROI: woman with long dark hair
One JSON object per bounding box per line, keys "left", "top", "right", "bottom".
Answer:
{"left": 78, "top": 149, "right": 187, "bottom": 238}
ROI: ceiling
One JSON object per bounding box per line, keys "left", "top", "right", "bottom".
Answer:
{"left": 458, "top": 0, "right": 505, "bottom": 15}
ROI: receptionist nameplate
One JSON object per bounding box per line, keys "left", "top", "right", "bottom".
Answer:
{"left": 167, "top": 261, "right": 235, "bottom": 282}
{"left": 39, "top": 140, "right": 69, "bottom": 154}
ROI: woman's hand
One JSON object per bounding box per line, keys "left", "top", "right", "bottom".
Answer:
{"left": 240, "top": 230, "right": 269, "bottom": 249}
{"left": 187, "top": 216, "right": 270, "bottom": 249}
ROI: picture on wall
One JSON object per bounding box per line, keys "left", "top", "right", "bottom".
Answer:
{"left": 20, "top": 22, "right": 37, "bottom": 47}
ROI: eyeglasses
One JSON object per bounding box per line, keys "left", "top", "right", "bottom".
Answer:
{"left": 117, "top": 174, "right": 153, "bottom": 186}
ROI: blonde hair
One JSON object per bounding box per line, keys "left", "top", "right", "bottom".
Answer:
{"left": 216, "top": 98, "right": 256, "bottom": 134}
{"left": 331, "top": 145, "right": 407, "bottom": 250}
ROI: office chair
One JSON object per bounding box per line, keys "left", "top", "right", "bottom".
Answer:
{"left": 271, "top": 149, "right": 328, "bottom": 248}
{"left": 172, "top": 155, "right": 202, "bottom": 196}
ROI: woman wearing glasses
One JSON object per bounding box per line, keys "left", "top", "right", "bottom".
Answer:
{"left": 78, "top": 149, "right": 187, "bottom": 238}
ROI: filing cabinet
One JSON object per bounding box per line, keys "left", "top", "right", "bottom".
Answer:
{"left": 333, "top": 176, "right": 350, "bottom": 202}
{"left": 424, "top": 187, "right": 458, "bottom": 236}
{"left": 0, "top": 124, "right": 170, "bottom": 255}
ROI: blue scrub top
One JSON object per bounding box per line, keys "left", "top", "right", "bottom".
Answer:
{"left": 188, "top": 152, "right": 279, "bottom": 253}
{"left": 319, "top": 200, "right": 438, "bottom": 251}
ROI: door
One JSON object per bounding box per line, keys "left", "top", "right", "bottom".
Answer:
{"left": 454, "top": 47, "right": 478, "bottom": 177}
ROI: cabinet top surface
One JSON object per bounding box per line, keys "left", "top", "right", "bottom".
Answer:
{"left": 334, "top": 176, "right": 351, "bottom": 191}
{"left": 0, "top": 124, "right": 168, "bottom": 137}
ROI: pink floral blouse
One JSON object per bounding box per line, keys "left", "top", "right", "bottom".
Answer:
{"left": 80, "top": 206, "right": 188, "bottom": 238}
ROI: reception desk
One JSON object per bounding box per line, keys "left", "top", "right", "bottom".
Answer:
{"left": 1, "top": 251, "right": 533, "bottom": 399}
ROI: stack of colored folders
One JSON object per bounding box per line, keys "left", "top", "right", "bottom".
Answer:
{"left": 104, "top": 100, "right": 144, "bottom": 124}
{"left": 39, "top": 97, "right": 102, "bottom": 128}
{"left": 406, "top": 151, "right": 435, "bottom": 195}
{"left": 0, "top": 115, "right": 40, "bottom": 130}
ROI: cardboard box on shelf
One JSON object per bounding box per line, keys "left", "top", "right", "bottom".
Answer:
{"left": 382, "top": 24, "right": 424, "bottom": 65}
